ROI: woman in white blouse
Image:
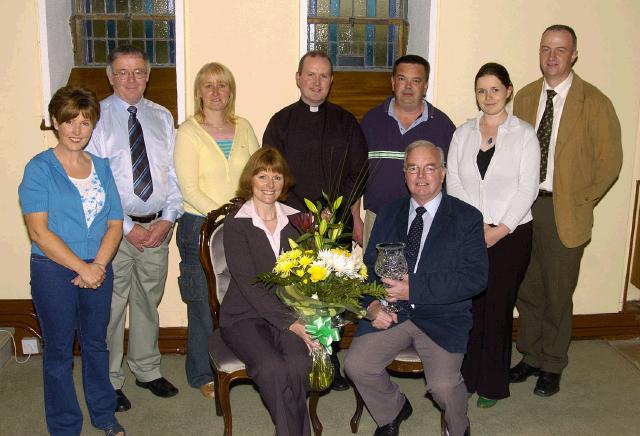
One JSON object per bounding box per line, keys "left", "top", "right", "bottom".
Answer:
{"left": 446, "top": 63, "right": 540, "bottom": 408}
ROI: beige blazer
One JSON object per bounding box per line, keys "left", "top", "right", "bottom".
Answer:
{"left": 513, "top": 73, "right": 622, "bottom": 248}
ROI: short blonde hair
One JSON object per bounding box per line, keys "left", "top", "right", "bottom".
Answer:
{"left": 236, "top": 147, "right": 295, "bottom": 201}
{"left": 193, "top": 62, "right": 237, "bottom": 124}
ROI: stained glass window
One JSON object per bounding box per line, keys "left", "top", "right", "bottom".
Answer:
{"left": 307, "top": 0, "right": 408, "bottom": 70}
{"left": 71, "top": 0, "right": 175, "bottom": 66}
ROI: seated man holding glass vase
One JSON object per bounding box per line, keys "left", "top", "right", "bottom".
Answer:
{"left": 344, "top": 140, "right": 488, "bottom": 436}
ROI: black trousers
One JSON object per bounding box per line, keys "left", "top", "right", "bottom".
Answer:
{"left": 462, "top": 221, "right": 532, "bottom": 400}
{"left": 220, "top": 318, "right": 312, "bottom": 436}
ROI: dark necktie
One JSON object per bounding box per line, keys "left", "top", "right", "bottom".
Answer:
{"left": 537, "top": 89, "right": 557, "bottom": 182}
{"left": 128, "top": 106, "right": 153, "bottom": 201}
{"left": 405, "top": 207, "right": 426, "bottom": 272}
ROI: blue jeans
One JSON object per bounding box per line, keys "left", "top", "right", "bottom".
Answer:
{"left": 177, "top": 213, "right": 214, "bottom": 388}
{"left": 30, "top": 254, "right": 118, "bottom": 436}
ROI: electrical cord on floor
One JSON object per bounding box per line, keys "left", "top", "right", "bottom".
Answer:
{"left": 0, "top": 329, "right": 33, "bottom": 364}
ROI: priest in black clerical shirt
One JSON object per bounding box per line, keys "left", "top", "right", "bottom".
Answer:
{"left": 263, "top": 51, "right": 368, "bottom": 246}
{"left": 262, "top": 50, "right": 368, "bottom": 391}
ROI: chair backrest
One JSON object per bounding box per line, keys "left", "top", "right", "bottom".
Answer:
{"left": 199, "top": 198, "right": 242, "bottom": 329}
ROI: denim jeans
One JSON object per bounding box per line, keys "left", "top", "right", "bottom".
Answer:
{"left": 30, "top": 254, "right": 118, "bottom": 436}
{"left": 177, "top": 213, "right": 215, "bottom": 388}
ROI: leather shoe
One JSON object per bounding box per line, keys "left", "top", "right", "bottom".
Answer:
{"left": 508, "top": 360, "right": 540, "bottom": 383}
{"left": 114, "top": 389, "right": 130, "bottom": 412}
{"left": 373, "top": 397, "right": 412, "bottom": 436}
{"left": 533, "top": 371, "right": 560, "bottom": 397}
{"left": 135, "top": 377, "right": 179, "bottom": 398}
{"left": 331, "top": 371, "right": 350, "bottom": 391}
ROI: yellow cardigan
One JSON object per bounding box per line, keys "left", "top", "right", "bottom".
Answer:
{"left": 174, "top": 115, "right": 260, "bottom": 216}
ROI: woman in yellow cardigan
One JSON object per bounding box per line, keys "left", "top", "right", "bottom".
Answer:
{"left": 174, "top": 62, "right": 259, "bottom": 398}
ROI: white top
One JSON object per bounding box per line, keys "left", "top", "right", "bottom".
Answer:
{"left": 235, "top": 199, "right": 299, "bottom": 257}
{"left": 68, "top": 163, "right": 105, "bottom": 228}
{"left": 446, "top": 111, "right": 540, "bottom": 232}
{"left": 535, "top": 72, "right": 574, "bottom": 191}
{"left": 86, "top": 94, "right": 183, "bottom": 234}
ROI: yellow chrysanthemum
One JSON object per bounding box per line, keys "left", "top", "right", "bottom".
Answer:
{"left": 288, "top": 249, "right": 302, "bottom": 259}
{"left": 299, "top": 255, "right": 313, "bottom": 268}
{"left": 308, "top": 264, "right": 328, "bottom": 283}
{"left": 274, "top": 259, "right": 295, "bottom": 277}
{"left": 359, "top": 264, "right": 368, "bottom": 280}
{"left": 295, "top": 269, "right": 306, "bottom": 278}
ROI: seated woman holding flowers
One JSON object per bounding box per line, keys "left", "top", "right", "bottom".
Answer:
{"left": 220, "top": 147, "right": 320, "bottom": 436}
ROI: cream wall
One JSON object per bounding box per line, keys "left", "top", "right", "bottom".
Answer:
{"left": 2, "top": 1, "right": 639, "bottom": 326}
{"left": 434, "top": 0, "right": 640, "bottom": 313}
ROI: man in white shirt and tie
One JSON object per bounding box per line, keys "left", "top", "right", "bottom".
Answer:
{"left": 509, "top": 24, "right": 622, "bottom": 397}
{"left": 87, "top": 45, "right": 183, "bottom": 411}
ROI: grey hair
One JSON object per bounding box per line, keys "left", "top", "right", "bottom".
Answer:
{"left": 404, "top": 140, "right": 446, "bottom": 168}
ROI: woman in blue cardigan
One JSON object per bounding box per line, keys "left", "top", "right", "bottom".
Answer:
{"left": 19, "top": 87, "right": 125, "bottom": 436}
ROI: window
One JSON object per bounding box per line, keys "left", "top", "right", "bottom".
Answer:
{"left": 71, "top": 0, "right": 176, "bottom": 66}
{"left": 306, "top": 0, "right": 408, "bottom": 70}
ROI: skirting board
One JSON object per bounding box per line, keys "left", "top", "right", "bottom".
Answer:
{"left": 1, "top": 299, "right": 639, "bottom": 355}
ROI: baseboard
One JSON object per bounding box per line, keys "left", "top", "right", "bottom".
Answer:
{"left": 2, "top": 299, "right": 639, "bottom": 355}
{"left": 0, "top": 299, "right": 187, "bottom": 355}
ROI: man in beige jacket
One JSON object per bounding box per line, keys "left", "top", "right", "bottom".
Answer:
{"left": 509, "top": 24, "right": 622, "bottom": 397}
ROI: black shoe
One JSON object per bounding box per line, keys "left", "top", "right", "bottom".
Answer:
{"left": 114, "top": 389, "right": 131, "bottom": 412}
{"left": 331, "top": 372, "right": 350, "bottom": 391}
{"left": 373, "top": 397, "right": 412, "bottom": 436}
{"left": 508, "top": 360, "right": 540, "bottom": 383}
{"left": 330, "top": 353, "right": 350, "bottom": 391}
{"left": 533, "top": 371, "right": 560, "bottom": 397}
{"left": 135, "top": 377, "right": 179, "bottom": 398}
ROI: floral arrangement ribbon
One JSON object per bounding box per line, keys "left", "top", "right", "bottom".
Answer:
{"left": 306, "top": 316, "right": 341, "bottom": 350}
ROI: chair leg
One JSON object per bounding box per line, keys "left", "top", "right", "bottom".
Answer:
{"left": 309, "top": 391, "right": 323, "bottom": 436}
{"left": 218, "top": 373, "right": 234, "bottom": 436}
{"left": 350, "top": 384, "right": 365, "bottom": 433}
{"left": 214, "top": 372, "right": 222, "bottom": 416}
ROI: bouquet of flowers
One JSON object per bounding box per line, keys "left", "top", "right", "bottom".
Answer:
{"left": 258, "top": 195, "right": 385, "bottom": 391}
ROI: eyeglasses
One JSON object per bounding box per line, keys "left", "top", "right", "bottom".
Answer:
{"left": 404, "top": 164, "right": 444, "bottom": 175}
{"left": 112, "top": 69, "right": 147, "bottom": 81}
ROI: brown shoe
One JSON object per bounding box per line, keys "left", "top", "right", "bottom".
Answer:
{"left": 199, "top": 381, "right": 216, "bottom": 399}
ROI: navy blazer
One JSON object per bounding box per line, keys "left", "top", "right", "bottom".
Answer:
{"left": 357, "top": 194, "right": 488, "bottom": 353}
{"left": 220, "top": 209, "right": 300, "bottom": 331}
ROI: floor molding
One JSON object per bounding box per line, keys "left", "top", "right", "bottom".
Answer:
{"left": 1, "top": 299, "right": 639, "bottom": 355}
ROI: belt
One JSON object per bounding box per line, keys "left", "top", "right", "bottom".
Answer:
{"left": 538, "top": 190, "right": 553, "bottom": 197}
{"left": 128, "top": 210, "right": 162, "bottom": 223}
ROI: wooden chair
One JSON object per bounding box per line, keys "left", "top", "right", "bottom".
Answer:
{"left": 199, "top": 200, "right": 323, "bottom": 436}
{"left": 349, "top": 347, "right": 446, "bottom": 436}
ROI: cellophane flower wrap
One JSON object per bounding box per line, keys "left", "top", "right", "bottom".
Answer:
{"left": 258, "top": 195, "right": 385, "bottom": 391}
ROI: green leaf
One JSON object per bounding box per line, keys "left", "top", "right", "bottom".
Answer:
{"left": 333, "top": 196, "right": 343, "bottom": 211}
{"left": 319, "top": 219, "right": 328, "bottom": 236}
{"left": 288, "top": 238, "right": 299, "bottom": 249}
{"left": 314, "top": 234, "right": 323, "bottom": 250}
{"left": 304, "top": 198, "right": 318, "bottom": 214}
{"left": 322, "top": 191, "right": 330, "bottom": 203}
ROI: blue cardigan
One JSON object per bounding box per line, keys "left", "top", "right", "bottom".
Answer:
{"left": 19, "top": 149, "right": 123, "bottom": 259}
{"left": 358, "top": 194, "right": 488, "bottom": 353}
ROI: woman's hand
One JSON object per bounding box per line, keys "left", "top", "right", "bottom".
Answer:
{"left": 289, "top": 321, "right": 321, "bottom": 353}
{"left": 484, "top": 224, "right": 510, "bottom": 248}
{"left": 73, "top": 262, "right": 105, "bottom": 289}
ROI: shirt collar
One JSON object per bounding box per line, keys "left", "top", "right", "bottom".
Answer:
{"left": 236, "top": 199, "right": 299, "bottom": 224}
{"left": 388, "top": 98, "right": 430, "bottom": 133}
{"left": 543, "top": 71, "right": 573, "bottom": 99}
{"left": 298, "top": 98, "right": 327, "bottom": 113}
{"left": 410, "top": 191, "right": 442, "bottom": 217}
{"left": 111, "top": 93, "right": 144, "bottom": 111}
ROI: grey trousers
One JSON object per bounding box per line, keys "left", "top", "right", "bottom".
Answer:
{"left": 345, "top": 321, "right": 469, "bottom": 436}
{"left": 516, "top": 196, "right": 585, "bottom": 373}
{"left": 107, "top": 223, "right": 173, "bottom": 388}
